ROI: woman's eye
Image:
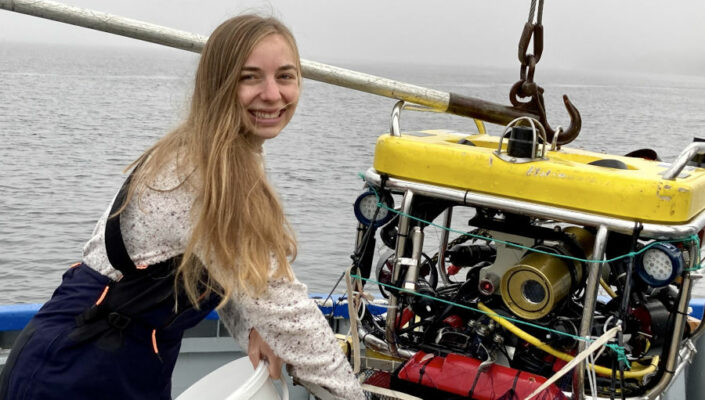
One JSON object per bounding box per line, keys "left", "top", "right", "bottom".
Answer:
{"left": 278, "top": 73, "right": 297, "bottom": 80}
{"left": 240, "top": 74, "right": 257, "bottom": 81}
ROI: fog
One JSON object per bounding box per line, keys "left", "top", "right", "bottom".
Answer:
{"left": 1, "top": 0, "right": 704, "bottom": 75}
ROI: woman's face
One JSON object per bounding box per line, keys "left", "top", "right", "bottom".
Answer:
{"left": 238, "top": 34, "right": 300, "bottom": 142}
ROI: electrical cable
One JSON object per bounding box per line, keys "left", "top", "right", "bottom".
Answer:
{"left": 477, "top": 302, "right": 658, "bottom": 379}
{"left": 600, "top": 278, "right": 617, "bottom": 299}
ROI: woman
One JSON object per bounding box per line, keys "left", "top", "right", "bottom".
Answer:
{"left": 0, "top": 15, "right": 365, "bottom": 400}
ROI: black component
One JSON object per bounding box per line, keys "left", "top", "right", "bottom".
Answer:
{"left": 588, "top": 159, "right": 628, "bottom": 169}
{"left": 625, "top": 148, "right": 660, "bottom": 161}
{"left": 543, "top": 318, "right": 579, "bottom": 352}
{"left": 512, "top": 343, "right": 556, "bottom": 378}
{"left": 408, "top": 196, "right": 453, "bottom": 232}
{"left": 463, "top": 264, "right": 484, "bottom": 298}
{"left": 507, "top": 126, "right": 536, "bottom": 158}
{"left": 435, "top": 329, "right": 473, "bottom": 353}
{"left": 358, "top": 235, "right": 376, "bottom": 283}
{"left": 351, "top": 223, "right": 377, "bottom": 286}
{"left": 446, "top": 243, "right": 496, "bottom": 267}
{"left": 457, "top": 138, "right": 476, "bottom": 146}
{"left": 380, "top": 214, "right": 399, "bottom": 249}
{"left": 410, "top": 280, "right": 438, "bottom": 318}
{"left": 627, "top": 298, "right": 671, "bottom": 357}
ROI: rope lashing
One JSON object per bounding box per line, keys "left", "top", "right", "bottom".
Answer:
{"left": 356, "top": 174, "right": 702, "bottom": 271}
{"left": 351, "top": 273, "right": 655, "bottom": 377}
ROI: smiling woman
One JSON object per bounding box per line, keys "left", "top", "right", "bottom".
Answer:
{"left": 0, "top": 14, "right": 364, "bottom": 400}
{"left": 238, "top": 34, "right": 301, "bottom": 142}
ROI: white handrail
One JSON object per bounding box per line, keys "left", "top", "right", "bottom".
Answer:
{"left": 0, "top": 0, "right": 546, "bottom": 126}
{"left": 0, "top": 0, "right": 450, "bottom": 111}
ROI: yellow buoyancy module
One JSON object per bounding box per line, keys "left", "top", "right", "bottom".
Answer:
{"left": 372, "top": 130, "right": 705, "bottom": 224}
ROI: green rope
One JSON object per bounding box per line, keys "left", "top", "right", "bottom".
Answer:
{"left": 352, "top": 273, "right": 633, "bottom": 368}
{"left": 353, "top": 173, "right": 704, "bottom": 370}
{"left": 350, "top": 274, "right": 631, "bottom": 369}
{"left": 686, "top": 232, "right": 703, "bottom": 271}
{"left": 353, "top": 273, "right": 587, "bottom": 341}
{"left": 359, "top": 175, "right": 702, "bottom": 270}
{"left": 607, "top": 344, "right": 632, "bottom": 369}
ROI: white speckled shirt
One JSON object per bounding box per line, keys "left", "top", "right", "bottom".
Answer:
{"left": 82, "top": 161, "right": 365, "bottom": 399}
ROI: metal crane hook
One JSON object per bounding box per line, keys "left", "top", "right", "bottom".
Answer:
{"left": 509, "top": 81, "right": 582, "bottom": 146}
{"left": 541, "top": 94, "right": 582, "bottom": 146}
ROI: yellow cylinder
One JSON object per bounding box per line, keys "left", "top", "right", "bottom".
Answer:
{"left": 500, "top": 227, "right": 594, "bottom": 320}
{"left": 564, "top": 226, "right": 595, "bottom": 260}
{"left": 501, "top": 252, "right": 575, "bottom": 320}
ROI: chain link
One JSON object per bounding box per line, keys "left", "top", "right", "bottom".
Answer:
{"left": 510, "top": 0, "right": 582, "bottom": 145}
{"left": 514, "top": 0, "right": 544, "bottom": 103}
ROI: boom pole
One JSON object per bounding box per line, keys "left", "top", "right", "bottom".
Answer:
{"left": 0, "top": 0, "right": 538, "bottom": 126}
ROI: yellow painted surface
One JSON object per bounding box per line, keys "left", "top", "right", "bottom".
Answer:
{"left": 335, "top": 334, "right": 352, "bottom": 357}
{"left": 373, "top": 131, "right": 705, "bottom": 223}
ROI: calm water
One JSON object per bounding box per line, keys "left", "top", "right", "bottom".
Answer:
{"left": 2, "top": 43, "right": 705, "bottom": 303}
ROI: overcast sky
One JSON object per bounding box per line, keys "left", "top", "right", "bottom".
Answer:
{"left": 1, "top": 0, "right": 704, "bottom": 76}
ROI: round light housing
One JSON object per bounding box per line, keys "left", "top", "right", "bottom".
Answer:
{"left": 636, "top": 242, "right": 684, "bottom": 287}
{"left": 353, "top": 190, "right": 395, "bottom": 227}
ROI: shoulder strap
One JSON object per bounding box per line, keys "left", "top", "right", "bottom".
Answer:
{"left": 104, "top": 167, "right": 139, "bottom": 275}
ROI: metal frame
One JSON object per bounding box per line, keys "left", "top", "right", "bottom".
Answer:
{"left": 365, "top": 169, "right": 705, "bottom": 239}
{"left": 363, "top": 167, "right": 705, "bottom": 399}
{"left": 495, "top": 116, "right": 548, "bottom": 163}
{"left": 662, "top": 142, "right": 705, "bottom": 180}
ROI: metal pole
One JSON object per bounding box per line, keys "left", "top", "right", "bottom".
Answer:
{"left": 385, "top": 190, "right": 414, "bottom": 357}
{"left": 0, "top": 0, "right": 539, "bottom": 125}
{"left": 0, "top": 0, "right": 207, "bottom": 52}
{"left": 572, "top": 224, "right": 609, "bottom": 400}
{"left": 437, "top": 207, "right": 453, "bottom": 285}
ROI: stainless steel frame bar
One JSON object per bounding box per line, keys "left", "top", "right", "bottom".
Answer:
{"left": 644, "top": 272, "right": 694, "bottom": 399}
{"left": 385, "top": 190, "right": 415, "bottom": 357}
{"left": 662, "top": 142, "right": 705, "bottom": 180}
{"left": 572, "top": 225, "right": 609, "bottom": 400}
{"left": 438, "top": 208, "right": 453, "bottom": 285}
{"left": 364, "top": 169, "right": 705, "bottom": 238}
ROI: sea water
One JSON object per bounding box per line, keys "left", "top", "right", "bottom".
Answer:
{"left": 1, "top": 43, "right": 705, "bottom": 303}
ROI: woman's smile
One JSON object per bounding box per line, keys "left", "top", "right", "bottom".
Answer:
{"left": 250, "top": 107, "right": 286, "bottom": 122}
{"left": 238, "top": 34, "right": 300, "bottom": 142}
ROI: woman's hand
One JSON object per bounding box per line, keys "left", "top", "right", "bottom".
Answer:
{"left": 247, "top": 328, "right": 283, "bottom": 379}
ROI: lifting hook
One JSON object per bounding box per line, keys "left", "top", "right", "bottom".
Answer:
{"left": 509, "top": 80, "right": 582, "bottom": 146}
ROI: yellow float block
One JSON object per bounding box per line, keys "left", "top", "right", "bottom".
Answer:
{"left": 373, "top": 131, "right": 705, "bottom": 224}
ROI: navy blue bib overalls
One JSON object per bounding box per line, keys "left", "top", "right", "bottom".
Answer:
{"left": 0, "top": 174, "right": 220, "bottom": 399}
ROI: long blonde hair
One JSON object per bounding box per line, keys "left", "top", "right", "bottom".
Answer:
{"left": 122, "top": 15, "right": 300, "bottom": 307}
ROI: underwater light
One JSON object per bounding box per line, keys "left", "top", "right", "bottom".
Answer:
{"left": 636, "top": 242, "right": 684, "bottom": 287}
{"left": 353, "top": 190, "right": 395, "bottom": 227}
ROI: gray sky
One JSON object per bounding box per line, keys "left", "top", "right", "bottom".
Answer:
{"left": 1, "top": 0, "right": 704, "bottom": 76}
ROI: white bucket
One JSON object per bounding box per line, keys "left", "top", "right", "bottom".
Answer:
{"left": 176, "top": 357, "right": 289, "bottom": 400}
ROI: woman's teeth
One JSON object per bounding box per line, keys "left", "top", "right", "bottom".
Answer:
{"left": 253, "top": 110, "right": 281, "bottom": 119}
